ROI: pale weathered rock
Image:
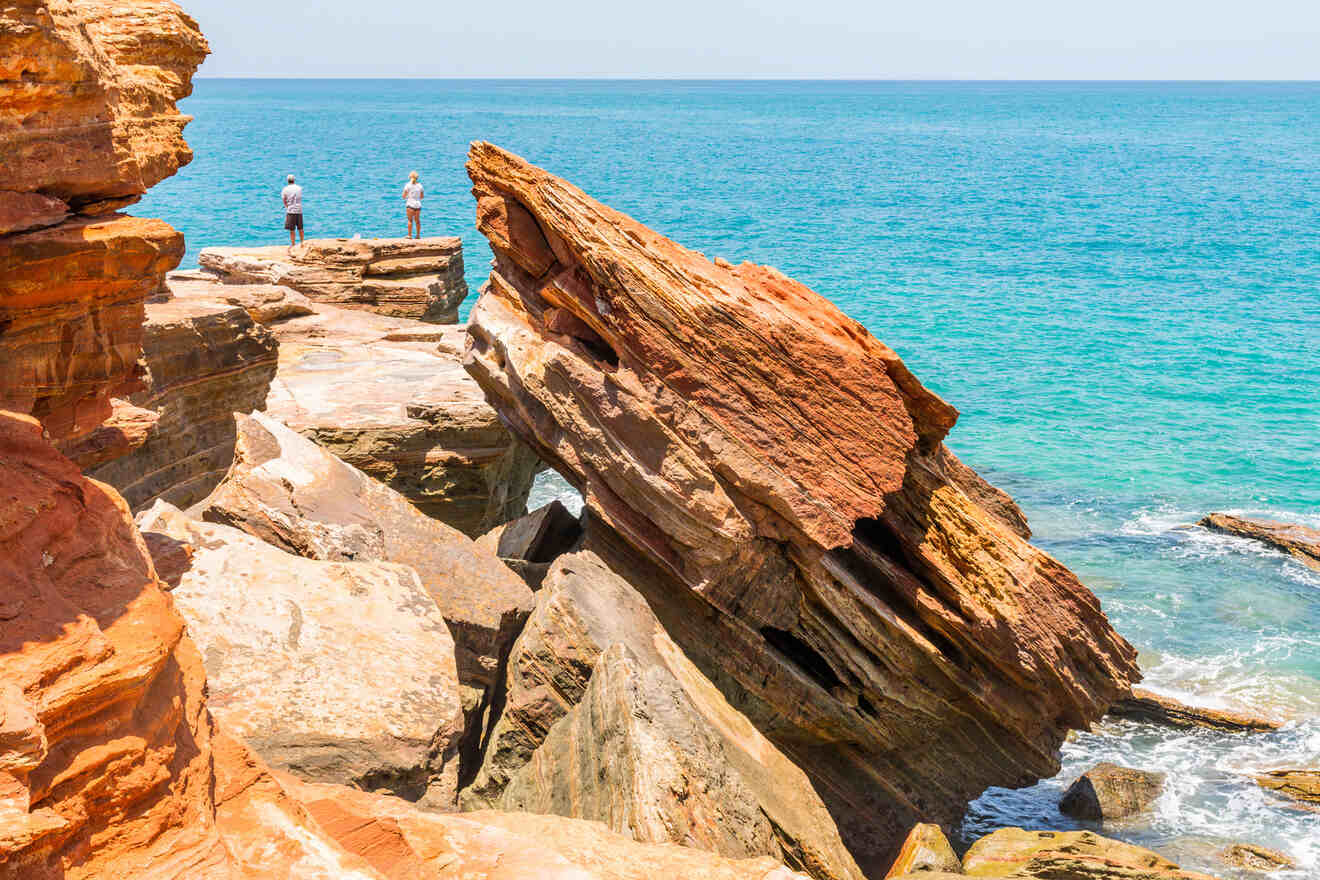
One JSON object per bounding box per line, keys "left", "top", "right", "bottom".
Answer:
{"left": 0, "top": 214, "right": 184, "bottom": 449}
{"left": 1059, "top": 762, "right": 1166, "bottom": 821}
{"left": 198, "top": 236, "right": 469, "bottom": 323}
{"left": 282, "top": 773, "right": 814, "bottom": 880}
{"left": 1219, "top": 843, "right": 1295, "bottom": 873}
{"left": 199, "top": 410, "right": 533, "bottom": 749}
{"left": 461, "top": 142, "right": 1140, "bottom": 872}
{"left": 0, "top": 0, "right": 209, "bottom": 217}
{"left": 464, "top": 551, "right": 863, "bottom": 880}
{"left": 883, "top": 824, "right": 961, "bottom": 877}
{"left": 137, "top": 500, "right": 465, "bottom": 806}
{"left": 166, "top": 269, "right": 316, "bottom": 322}
{"left": 960, "top": 828, "right": 1220, "bottom": 879}
{"left": 265, "top": 312, "right": 541, "bottom": 537}
{"left": 88, "top": 288, "right": 278, "bottom": 509}
{"left": 1198, "top": 513, "right": 1320, "bottom": 571}
{"left": 1107, "top": 688, "right": 1282, "bottom": 733}
{"left": 1253, "top": 769, "right": 1320, "bottom": 807}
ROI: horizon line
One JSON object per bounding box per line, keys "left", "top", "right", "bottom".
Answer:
{"left": 192, "top": 75, "right": 1320, "bottom": 83}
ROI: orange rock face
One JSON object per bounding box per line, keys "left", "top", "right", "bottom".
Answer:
{"left": 0, "top": 0, "right": 209, "bottom": 227}
{"left": 462, "top": 142, "right": 1141, "bottom": 873}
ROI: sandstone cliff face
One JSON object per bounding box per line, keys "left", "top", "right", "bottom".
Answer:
{"left": 461, "top": 142, "right": 1140, "bottom": 873}
{"left": 0, "top": 0, "right": 209, "bottom": 230}
{"left": 199, "top": 237, "right": 469, "bottom": 323}
{"left": 87, "top": 286, "right": 279, "bottom": 509}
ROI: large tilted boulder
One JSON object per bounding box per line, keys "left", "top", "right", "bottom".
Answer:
{"left": 199, "top": 410, "right": 533, "bottom": 742}
{"left": 87, "top": 289, "right": 278, "bottom": 509}
{"left": 883, "top": 824, "right": 962, "bottom": 877}
{"left": 136, "top": 500, "right": 466, "bottom": 805}
{"left": 1059, "top": 762, "right": 1166, "bottom": 821}
{"left": 460, "top": 142, "right": 1140, "bottom": 873}
{"left": 462, "top": 551, "right": 862, "bottom": 880}
{"left": 1198, "top": 513, "right": 1320, "bottom": 571}
{"left": 199, "top": 237, "right": 469, "bottom": 323}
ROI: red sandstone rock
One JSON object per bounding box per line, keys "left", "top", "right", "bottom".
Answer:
{"left": 0, "top": 214, "right": 184, "bottom": 451}
{"left": 462, "top": 142, "right": 1140, "bottom": 874}
{"left": 0, "top": 0, "right": 209, "bottom": 217}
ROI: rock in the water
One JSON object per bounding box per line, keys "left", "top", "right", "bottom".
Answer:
{"left": 0, "top": 0, "right": 209, "bottom": 219}
{"left": 0, "top": 215, "right": 184, "bottom": 451}
{"left": 961, "top": 828, "right": 1220, "bottom": 879}
{"left": 1219, "top": 843, "right": 1295, "bottom": 873}
{"left": 884, "top": 824, "right": 962, "bottom": 877}
{"left": 87, "top": 287, "right": 278, "bottom": 509}
{"left": 200, "top": 410, "right": 533, "bottom": 745}
{"left": 460, "top": 141, "right": 1140, "bottom": 872}
{"left": 1059, "top": 762, "right": 1166, "bottom": 821}
{"left": 137, "top": 500, "right": 466, "bottom": 806}
{"left": 1108, "top": 688, "right": 1282, "bottom": 733}
{"left": 463, "top": 551, "right": 863, "bottom": 880}
{"left": 198, "top": 236, "right": 469, "bottom": 323}
{"left": 1198, "top": 513, "right": 1320, "bottom": 571}
{"left": 264, "top": 306, "right": 542, "bottom": 537}
{"left": 1254, "top": 769, "right": 1320, "bottom": 807}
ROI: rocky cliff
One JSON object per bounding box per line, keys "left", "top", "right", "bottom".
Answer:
{"left": 461, "top": 142, "right": 1141, "bottom": 873}
{"left": 0, "top": 0, "right": 206, "bottom": 453}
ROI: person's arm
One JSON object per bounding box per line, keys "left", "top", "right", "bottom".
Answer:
{"left": 419, "top": 186, "right": 424, "bottom": 201}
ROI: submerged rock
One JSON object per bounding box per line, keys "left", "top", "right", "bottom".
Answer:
{"left": 461, "top": 141, "right": 1140, "bottom": 872}
{"left": 1219, "top": 843, "right": 1295, "bottom": 873}
{"left": 137, "top": 501, "right": 466, "bottom": 806}
{"left": 1059, "top": 762, "right": 1166, "bottom": 821}
{"left": 87, "top": 288, "right": 278, "bottom": 509}
{"left": 960, "top": 828, "right": 1220, "bottom": 879}
{"left": 1197, "top": 513, "right": 1320, "bottom": 571}
{"left": 883, "top": 823, "right": 962, "bottom": 877}
{"left": 199, "top": 236, "right": 469, "bottom": 323}
{"left": 1107, "top": 688, "right": 1282, "bottom": 733}
{"left": 463, "top": 552, "right": 864, "bottom": 880}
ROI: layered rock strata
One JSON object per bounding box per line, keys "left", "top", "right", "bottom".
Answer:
{"left": 199, "top": 237, "right": 469, "bottom": 323}
{"left": 463, "top": 552, "right": 863, "bottom": 880}
{"left": 959, "top": 828, "right": 1220, "bottom": 879}
{"left": 883, "top": 824, "right": 961, "bottom": 878}
{"left": 1198, "top": 513, "right": 1320, "bottom": 571}
{"left": 87, "top": 288, "right": 278, "bottom": 509}
{"left": 1107, "top": 688, "right": 1281, "bottom": 733}
{"left": 461, "top": 142, "right": 1140, "bottom": 873}
{"left": 199, "top": 411, "right": 533, "bottom": 756}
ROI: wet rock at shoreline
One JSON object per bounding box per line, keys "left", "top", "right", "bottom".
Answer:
{"left": 461, "top": 140, "right": 1139, "bottom": 873}
{"left": 1059, "top": 762, "right": 1166, "bottom": 821}
{"left": 200, "top": 410, "right": 533, "bottom": 752}
{"left": 961, "top": 828, "right": 1221, "bottom": 879}
{"left": 463, "top": 551, "right": 864, "bottom": 880}
{"left": 87, "top": 288, "right": 279, "bottom": 509}
{"left": 883, "top": 823, "right": 962, "bottom": 877}
{"left": 1107, "top": 688, "right": 1282, "bottom": 733}
{"left": 1219, "top": 843, "right": 1296, "bottom": 873}
{"left": 1198, "top": 513, "right": 1320, "bottom": 571}
{"left": 198, "top": 236, "right": 469, "bottom": 323}
{"left": 1253, "top": 769, "right": 1320, "bottom": 808}
{"left": 137, "top": 500, "right": 466, "bottom": 806}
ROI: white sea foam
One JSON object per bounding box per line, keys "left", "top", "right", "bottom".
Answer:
{"left": 526, "top": 469, "right": 584, "bottom": 517}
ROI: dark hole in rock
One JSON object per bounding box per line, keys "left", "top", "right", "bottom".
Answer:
{"left": 760, "top": 626, "right": 843, "bottom": 693}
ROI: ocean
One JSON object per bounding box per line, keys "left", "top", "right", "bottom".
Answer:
{"left": 139, "top": 79, "right": 1320, "bottom": 875}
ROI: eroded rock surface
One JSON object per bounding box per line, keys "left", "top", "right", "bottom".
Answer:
{"left": 460, "top": 141, "right": 1140, "bottom": 872}
{"left": 960, "top": 828, "right": 1220, "bottom": 879}
{"left": 1198, "top": 513, "right": 1320, "bottom": 572}
{"left": 199, "top": 237, "right": 469, "bottom": 323}
{"left": 463, "top": 552, "right": 863, "bottom": 880}
{"left": 883, "top": 824, "right": 961, "bottom": 877}
{"left": 1059, "top": 762, "right": 1165, "bottom": 821}
{"left": 0, "top": 0, "right": 209, "bottom": 227}
{"left": 200, "top": 411, "right": 533, "bottom": 747}
{"left": 87, "top": 286, "right": 278, "bottom": 509}
{"left": 137, "top": 501, "right": 465, "bottom": 806}
{"left": 1108, "top": 688, "right": 1282, "bottom": 733}
{"left": 1254, "top": 769, "right": 1320, "bottom": 807}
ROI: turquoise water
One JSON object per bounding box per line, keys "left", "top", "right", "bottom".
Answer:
{"left": 140, "top": 80, "right": 1320, "bottom": 874}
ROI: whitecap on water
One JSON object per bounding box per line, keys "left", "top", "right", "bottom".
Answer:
{"left": 526, "top": 468, "right": 584, "bottom": 517}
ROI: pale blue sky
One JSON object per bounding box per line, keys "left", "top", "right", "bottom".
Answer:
{"left": 189, "top": 0, "right": 1320, "bottom": 79}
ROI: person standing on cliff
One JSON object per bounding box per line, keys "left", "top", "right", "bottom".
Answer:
{"left": 402, "top": 171, "right": 424, "bottom": 239}
{"left": 282, "top": 174, "right": 304, "bottom": 247}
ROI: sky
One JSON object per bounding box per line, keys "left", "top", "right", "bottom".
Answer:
{"left": 187, "top": 0, "right": 1320, "bottom": 79}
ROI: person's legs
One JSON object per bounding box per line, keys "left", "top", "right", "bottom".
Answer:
{"left": 406, "top": 208, "right": 415, "bottom": 238}
{"left": 297, "top": 214, "right": 304, "bottom": 244}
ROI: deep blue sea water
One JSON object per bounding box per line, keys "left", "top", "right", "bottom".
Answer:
{"left": 139, "top": 80, "right": 1320, "bottom": 874}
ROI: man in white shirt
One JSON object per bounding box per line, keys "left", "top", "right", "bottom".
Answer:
{"left": 282, "top": 174, "right": 304, "bottom": 246}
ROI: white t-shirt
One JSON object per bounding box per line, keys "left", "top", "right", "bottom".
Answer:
{"left": 282, "top": 183, "right": 303, "bottom": 214}
{"left": 403, "top": 182, "right": 424, "bottom": 209}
